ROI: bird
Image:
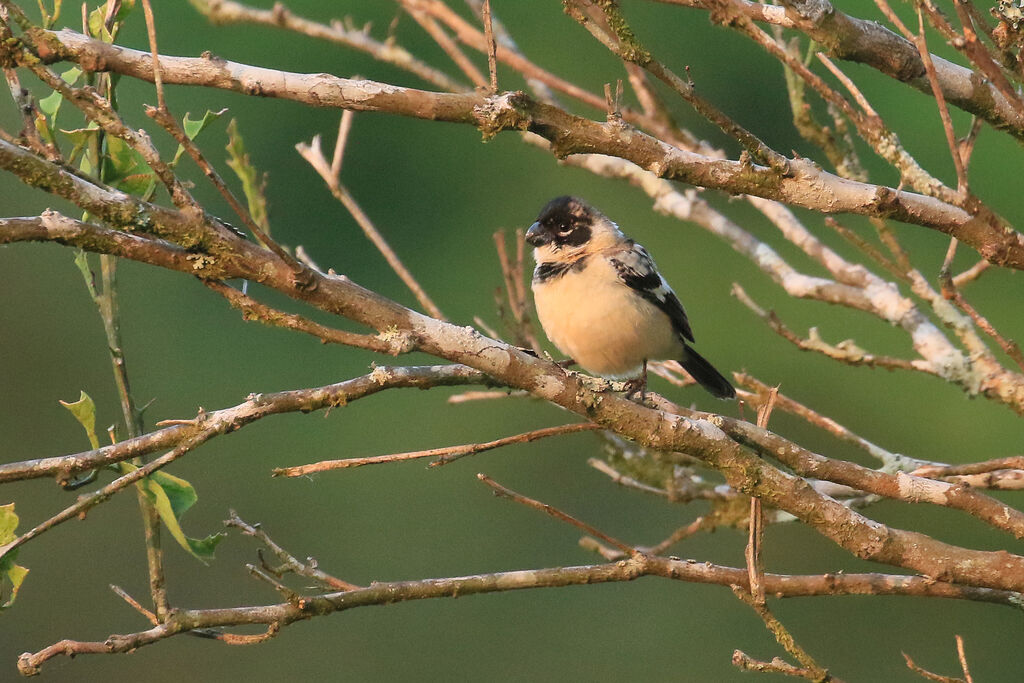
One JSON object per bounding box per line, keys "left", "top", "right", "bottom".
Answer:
{"left": 525, "top": 196, "right": 735, "bottom": 400}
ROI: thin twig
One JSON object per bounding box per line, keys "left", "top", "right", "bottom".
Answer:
{"left": 816, "top": 53, "right": 878, "bottom": 118}
{"left": 193, "top": 0, "right": 465, "bottom": 91}
{"left": 16, "top": 550, "right": 1024, "bottom": 675}
{"left": 913, "top": 6, "right": 967, "bottom": 196}
{"left": 732, "top": 651, "right": 833, "bottom": 681}
{"left": 69, "top": 7, "right": 171, "bottom": 616}
{"left": 296, "top": 137, "right": 446, "bottom": 320}
{"left": 732, "top": 586, "right": 833, "bottom": 681}
{"left": 913, "top": 456, "right": 1024, "bottom": 478}
{"left": 481, "top": 0, "right": 497, "bottom": 93}
{"left": 825, "top": 218, "right": 908, "bottom": 283}
{"left": 952, "top": 259, "right": 990, "bottom": 287}
{"left": 493, "top": 229, "right": 541, "bottom": 352}
{"left": 226, "top": 511, "right": 360, "bottom": 591}
{"left": 943, "top": 289, "right": 1024, "bottom": 371}
{"left": 731, "top": 284, "right": 921, "bottom": 372}
{"left": 330, "top": 110, "right": 355, "bottom": 179}
{"left": 478, "top": 473, "right": 636, "bottom": 556}
{"left": 447, "top": 389, "right": 525, "bottom": 404}
{"left": 585, "top": 516, "right": 709, "bottom": 560}
{"left": 649, "top": 517, "right": 708, "bottom": 555}
{"left": 746, "top": 385, "right": 777, "bottom": 605}
{"left": 272, "top": 423, "right": 600, "bottom": 476}
{"left": 734, "top": 373, "right": 901, "bottom": 467}
{"left": 955, "top": 635, "right": 973, "bottom": 683}
{"left": 903, "top": 651, "right": 965, "bottom": 683}
{"left": 404, "top": 4, "right": 487, "bottom": 88}
{"left": 139, "top": 0, "right": 164, "bottom": 110}
{"left": 110, "top": 585, "right": 159, "bottom": 625}
{"left": 1, "top": 64, "right": 59, "bottom": 159}
{"left": 204, "top": 280, "right": 414, "bottom": 354}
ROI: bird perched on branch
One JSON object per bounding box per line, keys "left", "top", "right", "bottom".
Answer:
{"left": 525, "top": 196, "right": 735, "bottom": 400}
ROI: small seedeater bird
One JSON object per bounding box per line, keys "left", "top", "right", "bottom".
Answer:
{"left": 526, "top": 196, "right": 735, "bottom": 400}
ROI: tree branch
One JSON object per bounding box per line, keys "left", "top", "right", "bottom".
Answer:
{"left": 17, "top": 552, "right": 1022, "bottom": 675}
{"left": 0, "top": 364, "right": 489, "bottom": 484}
{"left": 18, "top": 29, "right": 1024, "bottom": 268}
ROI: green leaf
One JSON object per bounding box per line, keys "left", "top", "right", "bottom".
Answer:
{"left": 0, "top": 504, "right": 17, "bottom": 542}
{"left": 58, "top": 124, "right": 100, "bottom": 167}
{"left": 119, "top": 463, "right": 224, "bottom": 563}
{"left": 184, "top": 108, "right": 227, "bottom": 140}
{"left": 73, "top": 249, "right": 99, "bottom": 301}
{"left": 37, "top": 90, "right": 63, "bottom": 119}
{"left": 171, "top": 108, "right": 227, "bottom": 167}
{"left": 116, "top": 173, "right": 158, "bottom": 197}
{"left": 0, "top": 504, "right": 29, "bottom": 610}
{"left": 36, "top": 67, "right": 82, "bottom": 144}
{"left": 59, "top": 391, "right": 99, "bottom": 449}
{"left": 103, "top": 136, "right": 155, "bottom": 195}
{"left": 225, "top": 118, "right": 270, "bottom": 235}
{"left": 105, "top": 136, "right": 146, "bottom": 180}
{"left": 148, "top": 470, "right": 197, "bottom": 521}
{"left": 87, "top": 1, "right": 134, "bottom": 42}
{"left": 87, "top": 5, "right": 114, "bottom": 42}
{"left": 38, "top": 67, "right": 81, "bottom": 118}
{"left": 33, "top": 112, "right": 54, "bottom": 145}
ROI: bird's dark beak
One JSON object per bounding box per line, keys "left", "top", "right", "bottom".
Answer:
{"left": 525, "top": 221, "right": 550, "bottom": 247}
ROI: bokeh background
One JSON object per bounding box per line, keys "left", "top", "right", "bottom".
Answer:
{"left": 1, "top": 1, "right": 1022, "bottom": 680}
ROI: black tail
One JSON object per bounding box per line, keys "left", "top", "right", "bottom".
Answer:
{"left": 680, "top": 346, "right": 735, "bottom": 399}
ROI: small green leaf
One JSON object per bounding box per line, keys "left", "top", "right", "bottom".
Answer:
{"left": 37, "top": 90, "right": 62, "bottom": 119}
{"left": 73, "top": 249, "right": 99, "bottom": 301}
{"left": 87, "top": 2, "right": 134, "bottom": 42}
{"left": 103, "top": 137, "right": 155, "bottom": 194}
{"left": 120, "top": 464, "right": 224, "bottom": 563}
{"left": 37, "top": 67, "right": 80, "bottom": 120}
{"left": 0, "top": 504, "right": 18, "bottom": 542}
{"left": 0, "top": 504, "right": 29, "bottom": 610}
{"left": 116, "top": 173, "right": 158, "bottom": 197}
{"left": 1, "top": 563, "right": 28, "bottom": 609}
{"left": 184, "top": 108, "right": 227, "bottom": 140}
{"left": 105, "top": 137, "right": 146, "bottom": 179}
{"left": 87, "top": 5, "right": 113, "bottom": 42}
{"left": 225, "top": 118, "right": 270, "bottom": 235}
{"left": 172, "top": 109, "right": 227, "bottom": 166}
{"left": 59, "top": 391, "right": 99, "bottom": 449}
{"left": 58, "top": 124, "right": 100, "bottom": 166}
{"left": 33, "top": 112, "right": 54, "bottom": 145}
{"left": 148, "top": 470, "right": 197, "bottom": 521}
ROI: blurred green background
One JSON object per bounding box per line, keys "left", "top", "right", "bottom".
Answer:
{"left": 1, "top": 1, "right": 1022, "bottom": 680}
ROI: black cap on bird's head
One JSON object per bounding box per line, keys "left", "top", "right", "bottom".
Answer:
{"left": 525, "top": 196, "right": 602, "bottom": 249}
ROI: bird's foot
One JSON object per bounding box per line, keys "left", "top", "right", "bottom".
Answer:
{"left": 622, "top": 377, "right": 647, "bottom": 403}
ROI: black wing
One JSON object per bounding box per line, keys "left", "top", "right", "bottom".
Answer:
{"left": 609, "top": 243, "right": 695, "bottom": 343}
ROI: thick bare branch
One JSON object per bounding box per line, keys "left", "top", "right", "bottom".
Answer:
{"left": 19, "top": 29, "right": 1024, "bottom": 268}
{"left": 6, "top": 200, "right": 1024, "bottom": 596}
{"left": 18, "top": 552, "right": 1022, "bottom": 675}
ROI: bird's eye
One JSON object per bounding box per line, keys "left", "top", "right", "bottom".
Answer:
{"left": 557, "top": 225, "right": 574, "bottom": 236}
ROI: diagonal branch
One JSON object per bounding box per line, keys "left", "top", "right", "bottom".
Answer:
{"left": 0, "top": 364, "right": 489, "bottom": 485}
